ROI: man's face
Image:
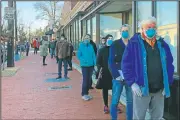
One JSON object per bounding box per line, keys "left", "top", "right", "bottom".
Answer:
{"left": 102, "top": 39, "right": 106, "bottom": 44}
{"left": 107, "top": 37, "right": 113, "bottom": 41}
{"left": 84, "top": 35, "right": 90, "bottom": 40}
{"left": 142, "top": 23, "right": 156, "bottom": 33}
{"left": 121, "top": 26, "right": 129, "bottom": 33}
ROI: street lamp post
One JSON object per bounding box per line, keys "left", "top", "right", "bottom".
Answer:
{"left": 7, "top": 1, "right": 15, "bottom": 67}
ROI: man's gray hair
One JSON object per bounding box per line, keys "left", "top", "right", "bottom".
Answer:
{"left": 140, "top": 16, "right": 157, "bottom": 28}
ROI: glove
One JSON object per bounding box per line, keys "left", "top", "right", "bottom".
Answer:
{"left": 131, "top": 83, "right": 142, "bottom": 97}
{"left": 162, "top": 89, "right": 165, "bottom": 96}
{"left": 115, "top": 76, "right": 124, "bottom": 81}
{"left": 94, "top": 66, "right": 98, "bottom": 72}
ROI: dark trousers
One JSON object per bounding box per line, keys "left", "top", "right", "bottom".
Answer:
{"left": 81, "top": 66, "right": 94, "bottom": 96}
{"left": 58, "top": 58, "right": 68, "bottom": 77}
{"left": 56, "top": 56, "right": 59, "bottom": 63}
{"left": 34, "top": 47, "right": 38, "bottom": 54}
{"left": 102, "top": 88, "right": 109, "bottom": 106}
{"left": 67, "top": 56, "right": 72, "bottom": 68}
{"left": 26, "top": 48, "right": 29, "bottom": 56}
{"left": 50, "top": 48, "right": 55, "bottom": 58}
{"left": 43, "top": 56, "right": 46, "bottom": 64}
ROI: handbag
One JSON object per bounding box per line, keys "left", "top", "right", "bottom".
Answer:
{"left": 95, "top": 67, "right": 103, "bottom": 89}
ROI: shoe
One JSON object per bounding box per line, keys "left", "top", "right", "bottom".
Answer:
{"left": 43, "top": 64, "right": 47, "bottom": 66}
{"left": 104, "top": 106, "right": 109, "bottom": 114}
{"left": 82, "top": 95, "right": 90, "bottom": 101}
{"left": 56, "top": 76, "right": 62, "bottom": 79}
{"left": 117, "top": 106, "right": 123, "bottom": 113}
{"left": 64, "top": 76, "right": 70, "bottom": 79}
{"left": 68, "top": 68, "right": 73, "bottom": 71}
{"left": 90, "top": 86, "right": 94, "bottom": 89}
{"left": 87, "top": 95, "right": 93, "bottom": 99}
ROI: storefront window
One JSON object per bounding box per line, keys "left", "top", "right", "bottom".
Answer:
{"left": 136, "top": 1, "right": 152, "bottom": 32}
{"left": 79, "top": 19, "right": 81, "bottom": 41}
{"left": 87, "top": 19, "right": 91, "bottom": 35}
{"left": 156, "top": 1, "right": 178, "bottom": 73}
{"left": 73, "top": 21, "right": 76, "bottom": 48}
{"left": 76, "top": 19, "right": 79, "bottom": 50}
{"left": 92, "top": 16, "right": 96, "bottom": 43}
{"left": 100, "top": 13, "right": 122, "bottom": 40}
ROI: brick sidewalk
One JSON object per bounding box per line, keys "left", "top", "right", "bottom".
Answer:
{"left": 2, "top": 53, "right": 126, "bottom": 119}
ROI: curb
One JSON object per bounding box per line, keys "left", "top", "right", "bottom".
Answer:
{"left": 72, "top": 62, "right": 163, "bottom": 120}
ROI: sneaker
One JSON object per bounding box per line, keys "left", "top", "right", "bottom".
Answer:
{"left": 43, "top": 64, "right": 47, "bottom": 66}
{"left": 64, "top": 76, "right": 70, "bottom": 79}
{"left": 82, "top": 95, "right": 90, "bottom": 101}
{"left": 117, "top": 106, "right": 123, "bottom": 113}
{"left": 68, "top": 68, "right": 73, "bottom": 71}
{"left": 89, "top": 86, "right": 94, "bottom": 89}
{"left": 104, "top": 106, "right": 109, "bottom": 114}
{"left": 56, "top": 76, "right": 62, "bottom": 79}
{"left": 87, "top": 95, "right": 93, "bottom": 99}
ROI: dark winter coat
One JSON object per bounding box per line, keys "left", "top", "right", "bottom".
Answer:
{"left": 90, "top": 40, "right": 97, "bottom": 55}
{"left": 96, "top": 46, "right": 113, "bottom": 89}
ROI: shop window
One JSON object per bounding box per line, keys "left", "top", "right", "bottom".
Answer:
{"left": 87, "top": 19, "right": 91, "bottom": 35}
{"left": 92, "top": 16, "right": 96, "bottom": 43}
{"left": 100, "top": 13, "right": 122, "bottom": 40}
{"left": 136, "top": 1, "right": 152, "bottom": 32}
{"left": 157, "top": 1, "right": 178, "bottom": 73}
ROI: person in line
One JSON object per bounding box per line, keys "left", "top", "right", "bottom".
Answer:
{"left": 98, "top": 37, "right": 106, "bottom": 49}
{"left": 55, "top": 37, "right": 59, "bottom": 63}
{"left": 121, "top": 17, "right": 174, "bottom": 120}
{"left": 56, "top": 35, "right": 71, "bottom": 79}
{"left": 49, "top": 38, "right": 56, "bottom": 59}
{"left": 89, "top": 36, "right": 97, "bottom": 89}
{"left": 77, "top": 34, "right": 96, "bottom": 101}
{"left": 40, "top": 36, "right": 49, "bottom": 66}
{"left": 96, "top": 34, "right": 113, "bottom": 114}
{"left": 33, "top": 38, "right": 38, "bottom": 54}
{"left": 25, "top": 41, "right": 30, "bottom": 56}
{"left": 109, "top": 24, "right": 133, "bottom": 120}
{"left": 67, "top": 41, "right": 74, "bottom": 71}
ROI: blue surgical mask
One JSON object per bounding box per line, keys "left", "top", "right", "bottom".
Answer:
{"left": 106, "top": 39, "right": 113, "bottom": 46}
{"left": 145, "top": 28, "right": 156, "bottom": 39}
{"left": 122, "top": 31, "right": 129, "bottom": 39}
{"left": 84, "top": 39, "right": 90, "bottom": 44}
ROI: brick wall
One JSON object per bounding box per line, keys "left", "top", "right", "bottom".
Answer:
{"left": 60, "top": 1, "right": 93, "bottom": 26}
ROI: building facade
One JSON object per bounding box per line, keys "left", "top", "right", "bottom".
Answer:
{"left": 59, "top": 1, "right": 180, "bottom": 119}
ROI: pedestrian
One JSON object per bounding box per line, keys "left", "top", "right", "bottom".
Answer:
{"left": 109, "top": 24, "right": 133, "bottom": 120}
{"left": 49, "top": 38, "right": 56, "bottom": 58}
{"left": 121, "top": 17, "right": 174, "bottom": 120}
{"left": 77, "top": 34, "right": 96, "bottom": 101}
{"left": 56, "top": 35, "right": 71, "bottom": 79}
{"left": 98, "top": 37, "right": 106, "bottom": 49}
{"left": 96, "top": 34, "right": 113, "bottom": 114}
{"left": 40, "top": 36, "right": 49, "bottom": 66}
{"left": 54, "top": 37, "right": 59, "bottom": 63}
{"left": 33, "top": 38, "right": 38, "bottom": 54}
{"left": 67, "top": 41, "right": 74, "bottom": 71}
{"left": 25, "top": 41, "right": 30, "bottom": 56}
{"left": 89, "top": 35, "right": 97, "bottom": 89}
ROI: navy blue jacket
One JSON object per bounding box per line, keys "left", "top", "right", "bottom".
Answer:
{"left": 108, "top": 39, "right": 125, "bottom": 79}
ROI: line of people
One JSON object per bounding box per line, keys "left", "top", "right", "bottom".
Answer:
{"left": 77, "top": 17, "right": 174, "bottom": 120}
{"left": 39, "top": 35, "right": 74, "bottom": 79}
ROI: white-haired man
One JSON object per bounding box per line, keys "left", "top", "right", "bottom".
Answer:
{"left": 121, "top": 17, "right": 174, "bottom": 119}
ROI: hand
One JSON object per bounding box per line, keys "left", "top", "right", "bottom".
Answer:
{"left": 162, "top": 89, "right": 165, "bottom": 96}
{"left": 131, "top": 83, "right": 142, "bottom": 97}
{"left": 115, "top": 76, "right": 123, "bottom": 81}
{"left": 94, "top": 66, "right": 98, "bottom": 72}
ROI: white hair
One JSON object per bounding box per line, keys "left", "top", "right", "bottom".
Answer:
{"left": 140, "top": 16, "right": 157, "bottom": 28}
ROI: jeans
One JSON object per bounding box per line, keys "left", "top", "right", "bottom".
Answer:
{"left": 26, "top": 48, "right": 29, "bottom": 56}
{"left": 110, "top": 80, "right": 133, "bottom": 120}
{"left": 50, "top": 48, "right": 55, "bottom": 58}
{"left": 34, "top": 47, "right": 38, "bottom": 54}
{"left": 58, "top": 58, "right": 68, "bottom": 77}
{"left": 81, "top": 66, "right": 94, "bottom": 96}
{"left": 43, "top": 56, "right": 46, "bottom": 64}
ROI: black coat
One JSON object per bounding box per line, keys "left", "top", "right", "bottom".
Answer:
{"left": 90, "top": 40, "right": 97, "bottom": 55}
{"left": 96, "top": 46, "right": 112, "bottom": 89}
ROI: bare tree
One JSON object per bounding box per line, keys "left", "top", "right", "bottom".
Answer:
{"left": 34, "top": 1, "right": 62, "bottom": 28}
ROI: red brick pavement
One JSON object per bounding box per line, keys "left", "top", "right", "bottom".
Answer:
{"left": 2, "top": 53, "right": 126, "bottom": 119}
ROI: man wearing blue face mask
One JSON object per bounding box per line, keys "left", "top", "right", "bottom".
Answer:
{"left": 121, "top": 17, "right": 174, "bottom": 119}
{"left": 109, "top": 24, "right": 133, "bottom": 120}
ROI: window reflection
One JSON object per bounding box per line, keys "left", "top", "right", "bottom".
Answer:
{"left": 136, "top": 1, "right": 152, "bottom": 32}
{"left": 92, "top": 16, "right": 96, "bottom": 43}
{"left": 100, "top": 13, "right": 122, "bottom": 40}
{"left": 156, "top": 1, "right": 178, "bottom": 72}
